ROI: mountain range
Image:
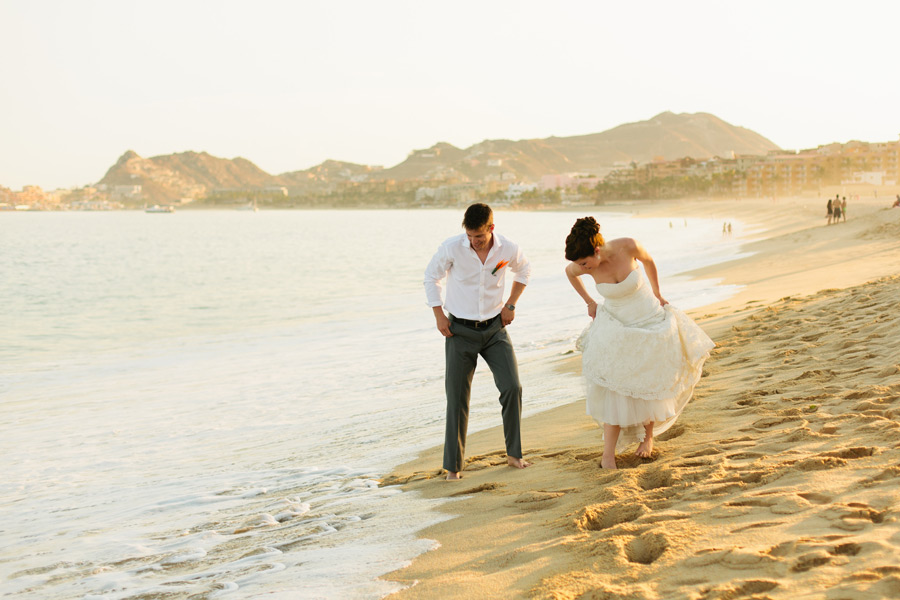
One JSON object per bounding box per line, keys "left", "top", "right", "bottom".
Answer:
{"left": 97, "top": 112, "right": 780, "bottom": 203}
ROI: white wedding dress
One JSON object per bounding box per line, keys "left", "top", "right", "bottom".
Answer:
{"left": 577, "top": 268, "right": 715, "bottom": 446}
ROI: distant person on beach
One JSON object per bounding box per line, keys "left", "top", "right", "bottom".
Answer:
{"left": 893, "top": 195, "right": 900, "bottom": 208}
{"left": 424, "top": 203, "right": 532, "bottom": 480}
{"left": 841, "top": 196, "right": 848, "bottom": 222}
{"left": 826, "top": 197, "right": 833, "bottom": 225}
{"left": 833, "top": 199, "right": 843, "bottom": 224}
{"left": 564, "top": 217, "right": 714, "bottom": 469}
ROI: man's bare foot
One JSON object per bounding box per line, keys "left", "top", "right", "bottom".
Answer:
{"left": 507, "top": 456, "right": 531, "bottom": 469}
{"left": 445, "top": 471, "right": 462, "bottom": 480}
{"left": 600, "top": 456, "right": 617, "bottom": 469}
{"left": 635, "top": 438, "right": 654, "bottom": 458}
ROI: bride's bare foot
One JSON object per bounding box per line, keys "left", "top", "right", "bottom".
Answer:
{"left": 602, "top": 424, "right": 620, "bottom": 470}
{"left": 635, "top": 423, "right": 655, "bottom": 459}
{"left": 635, "top": 438, "right": 654, "bottom": 458}
{"left": 445, "top": 471, "right": 462, "bottom": 480}
{"left": 507, "top": 456, "right": 531, "bottom": 469}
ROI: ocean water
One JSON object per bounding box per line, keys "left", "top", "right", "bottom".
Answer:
{"left": 0, "top": 208, "right": 749, "bottom": 599}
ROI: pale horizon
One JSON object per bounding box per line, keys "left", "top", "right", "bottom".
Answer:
{"left": 2, "top": 0, "right": 899, "bottom": 190}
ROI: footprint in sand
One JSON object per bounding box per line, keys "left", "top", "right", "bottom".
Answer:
{"left": 449, "top": 482, "right": 504, "bottom": 497}
{"left": 637, "top": 467, "right": 676, "bottom": 491}
{"left": 821, "top": 503, "right": 888, "bottom": 532}
{"left": 623, "top": 531, "right": 668, "bottom": 564}
{"left": 577, "top": 502, "right": 646, "bottom": 532}
{"left": 734, "top": 397, "right": 763, "bottom": 407}
{"left": 725, "top": 451, "right": 765, "bottom": 461}
{"left": 830, "top": 542, "right": 863, "bottom": 556}
{"left": 732, "top": 469, "right": 768, "bottom": 484}
{"left": 797, "top": 492, "right": 832, "bottom": 504}
{"left": 820, "top": 447, "right": 876, "bottom": 459}
{"left": 791, "top": 550, "right": 832, "bottom": 572}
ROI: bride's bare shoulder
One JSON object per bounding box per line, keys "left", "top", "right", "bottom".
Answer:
{"left": 606, "top": 237, "right": 638, "bottom": 250}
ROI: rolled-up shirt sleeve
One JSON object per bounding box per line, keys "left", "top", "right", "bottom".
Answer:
{"left": 424, "top": 244, "right": 452, "bottom": 307}
{"left": 509, "top": 243, "right": 531, "bottom": 285}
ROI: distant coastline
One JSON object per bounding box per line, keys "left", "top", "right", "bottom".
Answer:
{"left": 2, "top": 111, "right": 898, "bottom": 212}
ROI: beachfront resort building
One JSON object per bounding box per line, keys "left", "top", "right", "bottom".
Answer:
{"left": 598, "top": 138, "right": 900, "bottom": 199}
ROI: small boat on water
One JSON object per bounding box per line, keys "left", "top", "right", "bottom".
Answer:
{"left": 145, "top": 205, "right": 176, "bottom": 213}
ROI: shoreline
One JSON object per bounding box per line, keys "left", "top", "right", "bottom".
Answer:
{"left": 381, "top": 196, "right": 900, "bottom": 599}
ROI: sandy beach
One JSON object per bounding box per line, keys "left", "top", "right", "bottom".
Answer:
{"left": 382, "top": 195, "right": 900, "bottom": 599}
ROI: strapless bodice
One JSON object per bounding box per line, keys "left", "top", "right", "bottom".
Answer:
{"left": 595, "top": 268, "right": 664, "bottom": 326}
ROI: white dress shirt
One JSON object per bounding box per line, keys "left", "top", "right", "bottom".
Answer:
{"left": 424, "top": 232, "right": 531, "bottom": 321}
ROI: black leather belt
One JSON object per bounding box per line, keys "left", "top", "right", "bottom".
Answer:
{"left": 451, "top": 314, "right": 499, "bottom": 329}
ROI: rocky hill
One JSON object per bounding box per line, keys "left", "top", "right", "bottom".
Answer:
{"left": 97, "top": 150, "right": 280, "bottom": 203}
{"left": 95, "top": 112, "right": 780, "bottom": 203}
{"left": 278, "top": 159, "right": 380, "bottom": 187}
{"left": 376, "top": 112, "right": 779, "bottom": 181}
{"left": 545, "top": 111, "right": 779, "bottom": 169}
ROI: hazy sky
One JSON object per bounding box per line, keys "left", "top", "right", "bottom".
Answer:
{"left": 2, "top": 0, "right": 898, "bottom": 190}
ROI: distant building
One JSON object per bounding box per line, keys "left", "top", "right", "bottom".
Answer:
{"left": 70, "top": 199, "right": 122, "bottom": 210}
{"left": 417, "top": 184, "right": 473, "bottom": 204}
{"left": 541, "top": 173, "right": 601, "bottom": 190}
{"left": 415, "top": 187, "right": 436, "bottom": 203}
{"left": 843, "top": 171, "right": 885, "bottom": 186}
{"left": 112, "top": 184, "right": 142, "bottom": 201}
{"left": 505, "top": 182, "right": 537, "bottom": 199}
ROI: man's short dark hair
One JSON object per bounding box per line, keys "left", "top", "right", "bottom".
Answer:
{"left": 462, "top": 203, "right": 493, "bottom": 230}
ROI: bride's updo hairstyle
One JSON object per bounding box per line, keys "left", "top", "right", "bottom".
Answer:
{"left": 565, "top": 216, "right": 604, "bottom": 261}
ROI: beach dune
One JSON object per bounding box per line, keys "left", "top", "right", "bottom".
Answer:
{"left": 383, "top": 197, "right": 900, "bottom": 599}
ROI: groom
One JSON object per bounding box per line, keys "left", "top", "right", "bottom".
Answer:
{"left": 424, "top": 203, "right": 532, "bottom": 480}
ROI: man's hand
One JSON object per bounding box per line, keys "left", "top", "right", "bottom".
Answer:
{"left": 501, "top": 306, "right": 515, "bottom": 326}
{"left": 435, "top": 310, "right": 453, "bottom": 337}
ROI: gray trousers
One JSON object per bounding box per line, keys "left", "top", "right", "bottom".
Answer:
{"left": 443, "top": 315, "right": 523, "bottom": 472}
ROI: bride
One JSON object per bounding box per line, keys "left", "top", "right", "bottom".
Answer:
{"left": 564, "top": 217, "right": 714, "bottom": 469}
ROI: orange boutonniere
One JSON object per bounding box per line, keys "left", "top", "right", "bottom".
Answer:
{"left": 491, "top": 260, "right": 509, "bottom": 276}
